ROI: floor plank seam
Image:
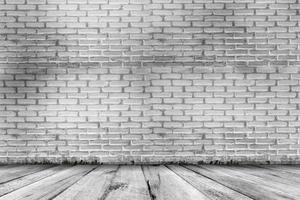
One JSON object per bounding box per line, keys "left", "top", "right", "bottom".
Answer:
{"left": 48, "top": 166, "right": 99, "bottom": 200}
{"left": 165, "top": 165, "right": 217, "bottom": 200}
{"left": 181, "top": 165, "right": 256, "bottom": 200}
{"left": 1, "top": 165, "right": 300, "bottom": 200}
{"left": 141, "top": 166, "right": 155, "bottom": 200}
{"left": 97, "top": 165, "right": 121, "bottom": 200}
{"left": 0, "top": 166, "right": 54, "bottom": 186}
{"left": 0, "top": 166, "right": 64, "bottom": 197}
{"left": 164, "top": 165, "right": 204, "bottom": 196}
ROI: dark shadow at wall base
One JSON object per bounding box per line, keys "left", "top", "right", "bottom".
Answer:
{"left": 1, "top": 156, "right": 300, "bottom": 165}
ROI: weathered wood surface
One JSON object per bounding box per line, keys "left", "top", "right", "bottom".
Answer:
{"left": 53, "top": 165, "right": 118, "bottom": 200}
{"left": 167, "top": 165, "right": 252, "bottom": 200}
{"left": 220, "top": 165, "right": 300, "bottom": 193}
{"left": 143, "top": 165, "right": 209, "bottom": 200}
{"left": 184, "top": 165, "right": 297, "bottom": 200}
{"left": 0, "top": 165, "right": 50, "bottom": 184}
{"left": 259, "top": 165, "right": 300, "bottom": 176}
{"left": 0, "top": 165, "right": 300, "bottom": 200}
{"left": 0, "top": 165, "right": 96, "bottom": 200}
{"left": 0, "top": 165, "right": 68, "bottom": 197}
{"left": 201, "top": 165, "right": 300, "bottom": 199}
{"left": 103, "top": 165, "right": 151, "bottom": 200}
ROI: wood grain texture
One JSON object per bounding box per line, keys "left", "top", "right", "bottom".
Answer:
{"left": 0, "top": 165, "right": 300, "bottom": 200}
{"left": 259, "top": 165, "right": 300, "bottom": 176}
{"left": 103, "top": 165, "right": 151, "bottom": 200}
{"left": 0, "top": 165, "right": 17, "bottom": 171}
{"left": 0, "top": 165, "right": 68, "bottom": 197}
{"left": 222, "top": 165, "right": 300, "bottom": 191}
{"left": 205, "top": 165, "right": 300, "bottom": 199}
{"left": 0, "top": 165, "right": 96, "bottom": 200}
{"left": 167, "top": 165, "right": 252, "bottom": 200}
{"left": 53, "top": 165, "right": 118, "bottom": 200}
{"left": 184, "top": 165, "right": 297, "bottom": 200}
{"left": 143, "top": 165, "right": 209, "bottom": 200}
{"left": 0, "top": 165, "right": 51, "bottom": 184}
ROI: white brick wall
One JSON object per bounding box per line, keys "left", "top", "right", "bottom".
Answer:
{"left": 0, "top": 0, "right": 300, "bottom": 164}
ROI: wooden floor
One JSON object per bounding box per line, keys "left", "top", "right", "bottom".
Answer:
{"left": 0, "top": 165, "right": 299, "bottom": 200}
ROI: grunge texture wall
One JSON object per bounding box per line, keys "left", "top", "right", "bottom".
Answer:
{"left": 1, "top": 0, "right": 300, "bottom": 164}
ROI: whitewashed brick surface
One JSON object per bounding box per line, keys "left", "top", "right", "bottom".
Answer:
{"left": 0, "top": 0, "right": 300, "bottom": 164}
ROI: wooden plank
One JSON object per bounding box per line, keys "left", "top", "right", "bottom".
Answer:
{"left": 103, "top": 165, "right": 151, "bottom": 200}
{"left": 167, "top": 165, "right": 253, "bottom": 200}
{"left": 259, "top": 165, "right": 300, "bottom": 176}
{"left": 0, "top": 165, "right": 68, "bottom": 197}
{"left": 0, "top": 165, "right": 24, "bottom": 174}
{"left": 143, "top": 165, "right": 210, "bottom": 200}
{"left": 0, "top": 165, "right": 51, "bottom": 184}
{"left": 222, "top": 165, "right": 300, "bottom": 187}
{"left": 0, "top": 165, "right": 96, "bottom": 200}
{"left": 184, "top": 165, "right": 297, "bottom": 200}
{"left": 205, "top": 165, "right": 300, "bottom": 199}
{"left": 0, "top": 165, "right": 17, "bottom": 171}
{"left": 53, "top": 165, "right": 118, "bottom": 200}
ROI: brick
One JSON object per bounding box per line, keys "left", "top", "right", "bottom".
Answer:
{"left": 0, "top": 0, "right": 299, "bottom": 164}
